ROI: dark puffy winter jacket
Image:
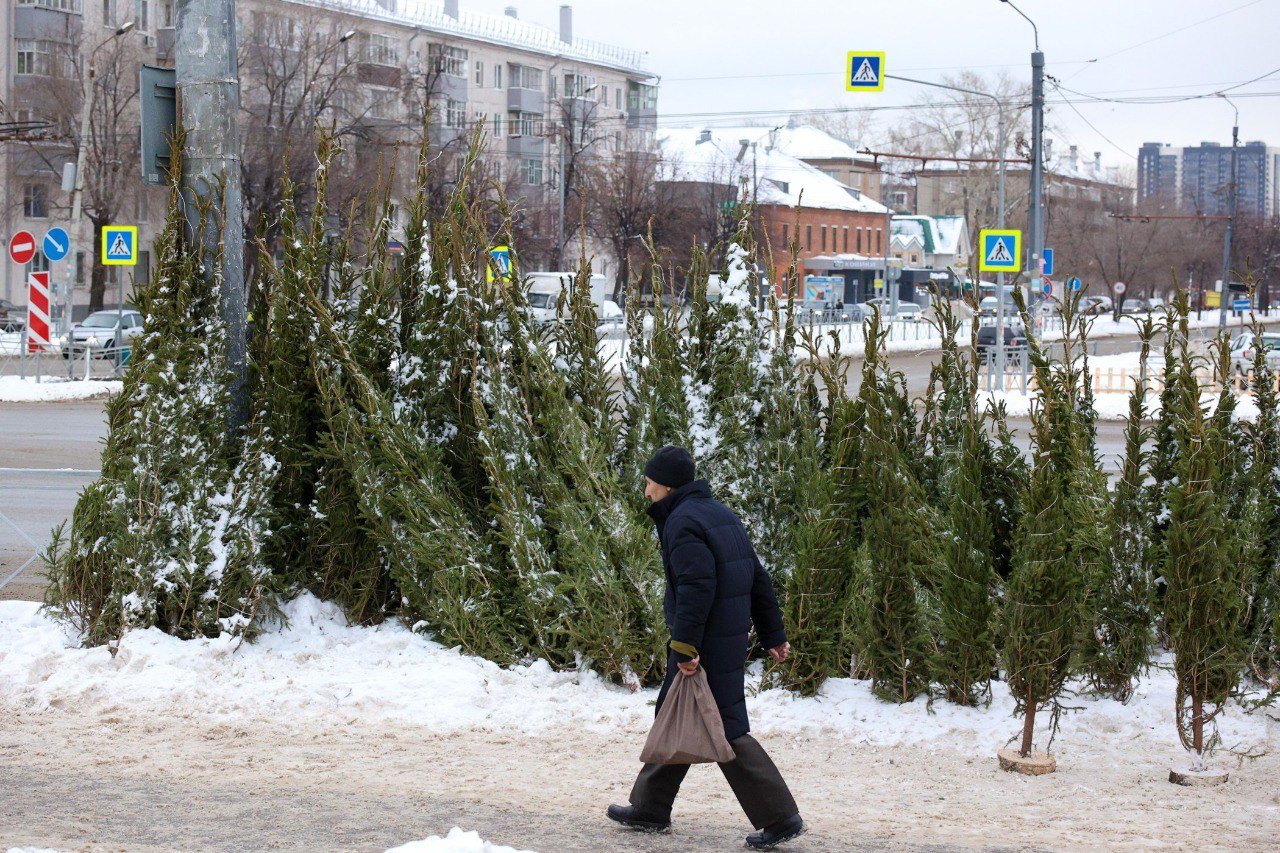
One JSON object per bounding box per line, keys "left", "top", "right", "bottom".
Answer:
{"left": 647, "top": 478, "right": 788, "bottom": 742}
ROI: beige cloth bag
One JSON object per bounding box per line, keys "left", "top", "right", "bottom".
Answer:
{"left": 640, "top": 668, "right": 736, "bottom": 765}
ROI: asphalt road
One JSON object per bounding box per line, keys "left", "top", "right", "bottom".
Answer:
{"left": 0, "top": 399, "right": 105, "bottom": 601}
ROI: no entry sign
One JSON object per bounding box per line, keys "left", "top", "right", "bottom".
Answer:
{"left": 8, "top": 230, "right": 36, "bottom": 265}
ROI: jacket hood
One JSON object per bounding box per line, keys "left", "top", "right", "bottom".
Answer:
{"left": 646, "top": 478, "right": 712, "bottom": 526}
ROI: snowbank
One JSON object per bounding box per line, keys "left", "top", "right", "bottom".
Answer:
{"left": 0, "top": 376, "right": 121, "bottom": 403}
{"left": 1, "top": 594, "right": 1273, "bottom": 763}
{"left": 385, "top": 828, "right": 534, "bottom": 853}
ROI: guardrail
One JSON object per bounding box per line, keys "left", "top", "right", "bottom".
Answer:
{"left": 0, "top": 337, "right": 131, "bottom": 383}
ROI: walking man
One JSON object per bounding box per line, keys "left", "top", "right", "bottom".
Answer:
{"left": 607, "top": 446, "right": 805, "bottom": 849}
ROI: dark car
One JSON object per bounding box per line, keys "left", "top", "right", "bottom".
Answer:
{"left": 0, "top": 298, "right": 24, "bottom": 332}
{"left": 975, "top": 323, "right": 1027, "bottom": 354}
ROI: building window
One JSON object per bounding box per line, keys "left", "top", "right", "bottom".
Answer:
{"left": 474, "top": 60, "right": 484, "bottom": 86}
{"left": 856, "top": 228, "right": 863, "bottom": 253}
{"left": 362, "top": 33, "right": 401, "bottom": 67}
{"left": 368, "top": 87, "right": 398, "bottom": 119}
{"left": 615, "top": 87, "right": 622, "bottom": 110}
{"left": 843, "top": 226, "right": 849, "bottom": 253}
{"left": 444, "top": 98, "right": 465, "bottom": 128}
{"left": 876, "top": 228, "right": 883, "bottom": 253}
{"left": 102, "top": 0, "right": 114, "bottom": 26}
{"left": 428, "top": 43, "right": 466, "bottom": 77}
{"left": 493, "top": 63, "right": 503, "bottom": 89}
{"left": 15, "top": 40, "right": 56, "bottom": 77}
{"left": 820, "top": 225, "right": 827, "bottom": 252}
{"left": 492, "top": 113, "right": 503, "bottom": 138}
{"left": 805, "top": 225, "right": 812, "bottom": 252}
{"left": 159, "top": 0, "right": 173, "bottom": 27}
{"left": 16, "top": 0, "right": 83, "bottom": 10}
{"left": 508, "top": 64, "right": 542, "bottom": 91}
{"left": 75, "top": 251, "right": 85, "bottom": 284}
{"left": 139, "top": 0, "right": 150, "bottom": 31}
{"left": 524, "top": 158, "right": 543, "bottom": 185}
{"left": 23, "top": 184, "right": 49, "bottom": 219}
{"left": 781, "top": 223, "right": 789, "bottom": 246}
{"left": 508, "top": 111, "right": 540, "bottom": 136}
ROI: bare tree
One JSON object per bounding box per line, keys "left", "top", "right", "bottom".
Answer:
{"left": 13, "top": 36, "right": 145, "bottom": 311}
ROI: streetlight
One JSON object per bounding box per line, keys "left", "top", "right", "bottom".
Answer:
{"left": 999, "top": 0, "right": 1045, "bottom": 338}
{"left": 888, "top": 72, "right": 1010, "bottom": 385}
{"left": 556, "top": 81, "right": 599, "bottom": 269}
{"left": 1217, "top": 93, "right": 1239, "bottom": 331}
{"left": 64, "top": 21, "right": 134, "bottom": 371}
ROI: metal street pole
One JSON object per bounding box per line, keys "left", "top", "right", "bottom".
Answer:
{"left": 1000, "top": 0, "right": 1044, "bottom": 342}
{"left": 1218, "top": 94, "right": 1239, "bottom": 332}
{"left": 64, "top": 22, "right": 134, "bottom": 371}
{"left": 557, "top": 82, "right": 598, "bottom": 270}
{"left": 176, "top": 0, "right": 247, "bottom": 433}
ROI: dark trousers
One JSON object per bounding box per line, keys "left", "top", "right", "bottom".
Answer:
{"left": 629, "top": 733, "right": 798, "bottom": 830}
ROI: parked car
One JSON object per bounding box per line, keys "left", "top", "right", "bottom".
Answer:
{"left": 1230, "top": 331, "right": 1280, "bottom": 376}
{"left": 1121, "top": 298, "right": 1147, "bottom": 315}
{"left": 1147, "top": 297, "right": 1166, "bottom": 313}
{"left": 595, "top": 299, "right": 625, "bottom": 337}
{"left": 860, "top": 297, "right": 923, "bottom": 321}
{"left": 0, "top": 298, "right": 24, "bottom": 333}
{"left": 1077, "top": 295, "right": 1113, "bottom": 316}
{"left": 975, "top": 322, "right": 1028, "bottom": 354}
{"left": 60, "top": 309, "right": 144, "bottom": 358}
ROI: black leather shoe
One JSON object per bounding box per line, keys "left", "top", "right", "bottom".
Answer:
{"left": 606, "top": 803, "right": 672, "bottom": 832}
{"left": 745, "top": 813, "right": 805, "bottom": 849}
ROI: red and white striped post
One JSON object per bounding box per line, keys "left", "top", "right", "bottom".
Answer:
{"left": 26, "top": 271, "right": 51, "bottom": 352}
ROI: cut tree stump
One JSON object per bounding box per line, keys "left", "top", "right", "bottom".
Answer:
{"left": 1169, "top": 767, "right": 1229, "bottom": 787}
{"left": 997, "top": 748, "right": 1056, "bottom": 775}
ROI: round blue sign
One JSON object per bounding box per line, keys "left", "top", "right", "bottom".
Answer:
{"left": 42, "top": 227, "right": 70, "bottom": 262}
{"left": 1069, "top": 276, "right": 1083, "bottom": 292}
{"left": 1042, "top": 282, "right": 1053, "bottom": 296}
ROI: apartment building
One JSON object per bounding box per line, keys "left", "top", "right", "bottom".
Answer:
{"left": 1138, "top": 140, "right": 1280, "bottom": 218}
{"left": 0, "top": 0, "right": 658, "bottom": 313}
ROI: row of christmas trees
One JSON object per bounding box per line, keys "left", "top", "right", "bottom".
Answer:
{"left": 44, "top": 138, "right": 1279, "bottom": 762}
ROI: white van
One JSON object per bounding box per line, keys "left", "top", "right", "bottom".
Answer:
{"left": 524, "top": 272, "right": 615, "bottom": 324}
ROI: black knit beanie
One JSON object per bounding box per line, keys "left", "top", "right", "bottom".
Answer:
{"left": 644, "top": 445, "right": 696, "bottom": 489}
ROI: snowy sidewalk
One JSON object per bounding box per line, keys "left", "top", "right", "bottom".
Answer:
{"left": 1, "top": 595, "right": 1277, "bottom": 850}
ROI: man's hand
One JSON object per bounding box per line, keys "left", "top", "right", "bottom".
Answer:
{"left": 677, "top": 655, "right": 700, "bottom": 676}
{"left": 768, "top": 642, "right": 791, "bottom": 663}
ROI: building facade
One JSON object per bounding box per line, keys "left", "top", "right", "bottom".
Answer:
{"left": 0, "top": 0, "right": 658, "bottom": 315}
{"left": 1138, "top": 140, "right": 1280, "bottom": 218}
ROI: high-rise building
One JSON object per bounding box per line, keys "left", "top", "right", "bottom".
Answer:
{"left": 1138, "top": 140, "right": 1280, "bottom": 218}
{"left": 0, "top": 0, "right": 657, "bottom": 313}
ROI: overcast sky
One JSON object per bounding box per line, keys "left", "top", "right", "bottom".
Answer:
{"left": 463, "top": 0, "right": 1280, "bottom": 171}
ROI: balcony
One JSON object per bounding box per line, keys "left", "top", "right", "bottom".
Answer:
{"left": 627, "top": 106, "right": 657, "bottom": 131}
{"left": 506, "top": 134, "right": 545, "bottom": 158}
{"left": 507, "top": 87, "right": 545, "bottom": 115}
{"left": 428, "top": 124, "right": 466, "bottom": 150}
{"left": 358, "top": 64, "right": 401, "bottom": 88}
{"left": 14, "top": 5, "right": 83, "bottom": 40}
{"left": 432, "top": 72, "right": 468, "bottom": 101}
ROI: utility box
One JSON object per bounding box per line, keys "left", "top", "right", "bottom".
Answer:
{"left": 139, "top": 64, "right": 177, "bottom": 186}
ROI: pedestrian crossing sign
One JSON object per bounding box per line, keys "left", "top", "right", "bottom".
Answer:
{"left": 102, "top": 225, "right": 138, "bottom": 266}
{"left": 978, "top": 229, "right": 1021, "bottom": 273}
{"left": 846, "top": 52, "right": 885, "bottom": 92}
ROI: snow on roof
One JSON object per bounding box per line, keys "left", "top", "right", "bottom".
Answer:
{"left": 891, "top": 216, "right": 939, "bottom": 253}
{"left": 773, "top": 126, "right": 875, "bottom": 163}
{"left": 656, "top": 128, "right": 890, "bottom": 215}
{"left": 932, "top": 216, "right": 968, "bottom": 256}
{"left": 297, "top": 0, "right": 653, "bottom": 75}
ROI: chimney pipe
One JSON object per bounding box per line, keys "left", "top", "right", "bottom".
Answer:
{"left": 504, "top": 6, "right": 517, "bottom": 17}
{"left": 1068, "top": 144, "right": 1078, "bottom": 170}
{"left": 697, "top": 129, "right": 712, "bottom": 144}
{"left": 444, "top": 0, "right": 459, "bottom": 18}
{"left": 1094, "top": 151, "right": 1102, "bottom": 168}
{"left": 559, "top": 5, "right": 573, "bottom": 43}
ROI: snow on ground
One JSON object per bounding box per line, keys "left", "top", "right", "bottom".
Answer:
{"left": 0, "top": 375, "right": 121, "bottom": 403}
{"left": 982, "top": 350, "right": 1267, "bottom": 421}
{"left": 385, "top": 828, "right": 534, "bottom": 853}
{"left": 1, "top": 594, "right": 1272, "bottom": 763}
